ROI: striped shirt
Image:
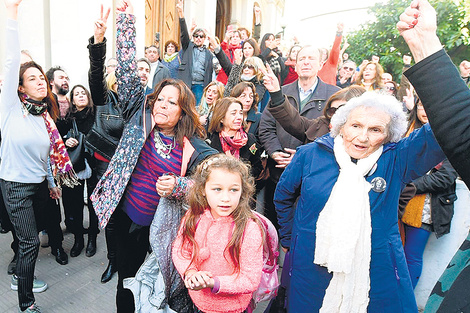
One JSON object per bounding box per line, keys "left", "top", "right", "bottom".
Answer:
{"left": 121, "top": 131, "right": 182, "bottom": 226}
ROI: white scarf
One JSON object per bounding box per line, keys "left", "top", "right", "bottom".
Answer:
{"left": 314, "top": 135, "right": 383, "bottom": 313}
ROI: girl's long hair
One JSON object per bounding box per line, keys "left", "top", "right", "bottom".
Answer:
{"left": 180, "top": 154, "right": 263, "bottom": 273}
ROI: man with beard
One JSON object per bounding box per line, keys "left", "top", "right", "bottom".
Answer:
{"left": 136, "top": 57, "right": 154, "bottom": 95}
{"left": 46, "top": 66, "right": 70, "bottom": 120}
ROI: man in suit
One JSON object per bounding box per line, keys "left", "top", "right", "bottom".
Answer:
{"left": 145, "top": 45, "right": 170, "bottom": 91}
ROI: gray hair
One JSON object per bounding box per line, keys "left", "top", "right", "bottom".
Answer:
{"left": 330, "top": 91, "right": 407, "bottom": 143}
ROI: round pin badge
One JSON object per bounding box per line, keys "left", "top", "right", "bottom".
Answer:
{"left": 371, "top": 177, "right": 386, "bottom": 193}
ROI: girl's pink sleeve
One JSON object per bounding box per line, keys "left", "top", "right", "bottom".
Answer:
{"left": 216, "top": 220, "right": 263, "bottom": 295}
{"left": 172, "top": 216, "right": 196, "bottom": 278}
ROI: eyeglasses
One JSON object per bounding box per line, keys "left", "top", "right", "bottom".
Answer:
{"left": 343, "top": 66, "right": 354, "bottom": 71}
{"left": 326, "top": 105, "right": 344, "bottom": 117}
{"left": 193, "top": 34, "right": 205, "bottom": 39}
{"left": 385, "top": 86, "right": 396, "bottom": 91}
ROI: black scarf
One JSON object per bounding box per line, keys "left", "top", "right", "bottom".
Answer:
{"left": 22, "top": 97, "right": 48, "bottom": 115}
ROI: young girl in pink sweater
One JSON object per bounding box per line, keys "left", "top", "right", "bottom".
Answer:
{"left": 172, "top": 155, "right": 264, "bottom": 313}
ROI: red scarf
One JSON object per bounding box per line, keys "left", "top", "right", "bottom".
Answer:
{"left": 219, "top": 128, "right": 248, "bottom": 159}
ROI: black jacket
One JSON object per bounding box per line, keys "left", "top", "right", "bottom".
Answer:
{"left": 412, "top": 159, "right": 458, "bottom": 238}
{"left": 177, "top": 18, "right": 213, "bottom": 89}
{"left": 85, "top": 37, "right": 125, "bottom": 160}
{"left": 405, "top": 49, "right": 470, "bottom": 187}
{"left": 207, "top": 132, "right": 263, "bottom": 179}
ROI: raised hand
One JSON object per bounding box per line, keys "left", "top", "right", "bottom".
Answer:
{"left": 176, "top": 0, "right": 184, "bottom": 18}
{"left": 190, "top": 18, "right": 197, "bottom": 34}
{"left": 397, "top": 0, "right": 441, "bottom": 63}
{"left": 403, "top": 55, "right": 412, "bottom": 65}
{"left": 403, "top": 87, "right": 415, "bottom": 111}
{"left": 337, "top": 22, "right": 344, "bottom": 33}
{"left": 116, "top": 0, "right": 133, "bottom": 14}
{"left": 254, "top": 5, "right": 261, "bottom": 24}
{"left": 233, "top": 49, "right": 243, "bottom": 65}
{"left": 4, "top": 0, "right": 23, "bottom": 20}
{"left": 206, "top": 30, "right": 219, "bottom": 49}
{"left": 262, "top": 64, "right": 280, "bottom": 93}
{"left": 94, "top": 4, "right": 111, "bottom": 44}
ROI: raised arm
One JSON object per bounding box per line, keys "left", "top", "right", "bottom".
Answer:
{"left": 223, "top": 63, "right": 242, "bottom": 97}
{"left": 252, "top": 5, "right": 261, "bottom": 41}
{"left": 115, "top": 0, "right": 144, "bottom": 121}
{"left": 400, "top": 0, "right": 470, "bottom": 185}
{"left": 177, "top": 0, "right": 190, "bottom": 51}
{"left": 88, "top": 5, "right": 111, "bottom": 106}
{"left": 208, "top": 34, "right": 234, "bottom": 76}
{"left": 263, "top": 64, "right": 311, "bottom": 142}
{"left": 1, "top": 0, "right": 22, "bottom": 117}
{"left": 325, "top": 23, "right": 343, "bottom": 68}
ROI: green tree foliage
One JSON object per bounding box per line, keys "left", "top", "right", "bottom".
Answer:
{"left": 346, "top": 0, "right": 469, "bottom": 81}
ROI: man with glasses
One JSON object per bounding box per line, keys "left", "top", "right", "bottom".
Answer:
{"left": 336, "top": 60, "right": 356, "bottom": 88}
{"left": 176, "top": 0, "right": 213, "bottom": 105}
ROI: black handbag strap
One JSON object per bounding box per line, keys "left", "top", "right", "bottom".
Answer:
{"left": 72, "top": 118, "right": 79, "bottom": 136}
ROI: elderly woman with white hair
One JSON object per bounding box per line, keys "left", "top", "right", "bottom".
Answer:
{"left": 273, "top": 92, "right": 445, "bottom": 312}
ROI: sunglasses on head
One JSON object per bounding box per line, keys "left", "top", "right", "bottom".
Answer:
{"left": 326, "top": 104, "right": 344, "bottom": 117}
{"left": 193, "top": 34, "right": 205, "bottom": 39}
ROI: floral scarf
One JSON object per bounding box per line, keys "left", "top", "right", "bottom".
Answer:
{"left": 219, "top": 128, "right": 248, "bottom": 159}
{"left": 21, "top": 97, "right": 79, "bottom": 187}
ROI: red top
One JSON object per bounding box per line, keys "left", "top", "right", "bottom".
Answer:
{"left": 317, "top": 33, "right": 342, "bottom": 85}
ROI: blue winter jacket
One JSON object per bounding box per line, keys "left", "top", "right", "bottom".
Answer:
{"left": 274, "top": 123, "right": 444, "bottom": 313}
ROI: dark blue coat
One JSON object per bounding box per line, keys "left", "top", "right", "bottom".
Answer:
{"left": 274, "top": 123, "right": 444, "bottom": 312}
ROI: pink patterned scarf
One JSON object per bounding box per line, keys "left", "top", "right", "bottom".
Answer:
{"left": 219, "top": 128, "right": 248, "bottom": 159}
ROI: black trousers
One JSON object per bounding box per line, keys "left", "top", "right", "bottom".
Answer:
{"left": 94, "top": 159, "right": 117, "bottom": 261}
{"left": 0, "top": 181, "right": 63, "bottom": 255}
{"left": 0, "top": 179, "right": 46, "bottom": 310}
{"left": 43, "top": 195, "right": 64, "bottom": 249}
{"left": 264, "top": 178, "right": 280, "bottom": 230}
{"left": 62, "top": 176, "right": 99, "bottom": 237}
{"left": 114, "top": 207, "right": 149, "bottom": 313}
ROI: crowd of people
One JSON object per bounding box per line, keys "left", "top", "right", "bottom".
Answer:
{"left": 1, "top": 0, "right": 470, "bottom": 312}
